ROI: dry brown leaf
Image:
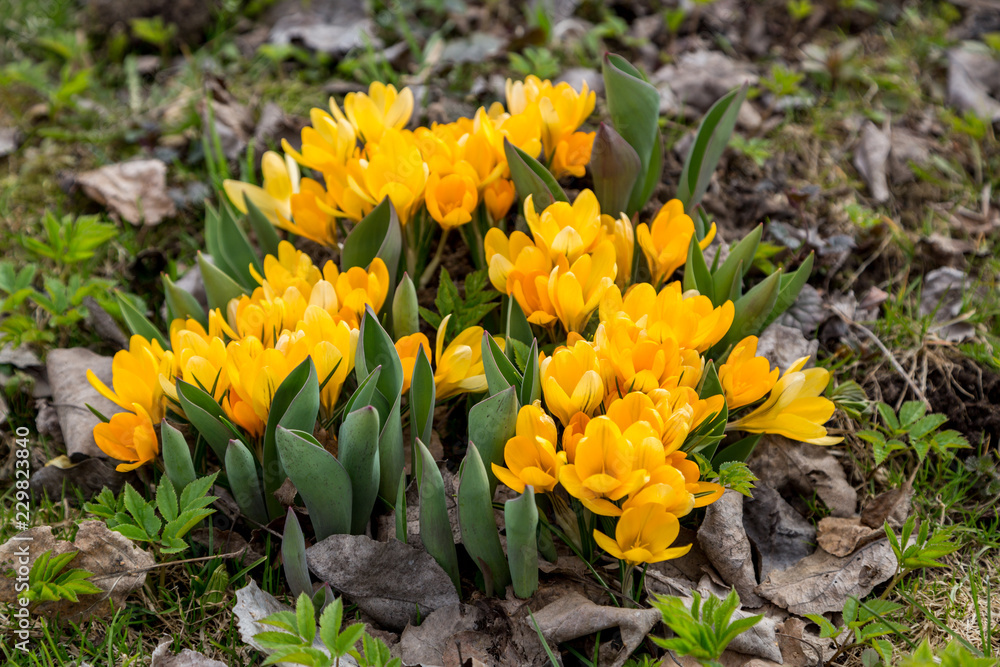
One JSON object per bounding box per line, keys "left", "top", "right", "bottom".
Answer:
{"left": 266, "top": 0, "right": 376, "bottom": 56}
{"left": 947, "top": 45, "right": 1000, "bottom": 122}
{"left": 697, "top": 490, "right": 765, "bottom": 608}
{"left": 151, "top": 641, "right": 227, "bottom": 667}
{"left": 398, "top": 599, "right": 550, "bottom": 667}
{"left": 0, "top": 521, "right": 154, "bottom": 622}
{"left": 755, "top": 538, "right": 896, "bottom": 616}
{"left": 861, "top": 483, "right": 913, "bottom": 529}
{"left": 306, "top": 534, "right": 460, "bottom": 632}
{"left": 815, "top": 517, "right": 882, "bottom": 557}
{"left": 75, "top": 159, "right": 176, "bottom": 225}
{"left": 531, "top": 590, "right": 660, "bottom": 667}
{"left": 749, "top": 436, "right": 857, "bottom": 517}
{"left": 742, "top": 482, "right": 816, "bottom": 580}
{"left": 853, "top": 121, "right": 891, "bottom": 203}
{"left": 755, "top": 324, "right": 819, "bottom": 375}
{"left": 46, "top": 348, "right": 124, "bottom": 459}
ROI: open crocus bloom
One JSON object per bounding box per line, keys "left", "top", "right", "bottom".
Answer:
{"left": 593, "top": 502, "right": 692, "bottom": 566}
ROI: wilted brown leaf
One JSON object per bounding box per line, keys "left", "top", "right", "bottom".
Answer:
{"left": 742, "top": 482, "right": 816, "bottom": 580}
{"left": 697, "top": 490, "right": 765, "bottom": 608}
{"left": 75, "top": 159, "right": 176, "bottom": 225}
{"left": 749, "top": 436, "right": 857, "bottom": 517}
{"left": 0, "top": 521, "right": 154, "bottom": 622}
{"left": 46, "top": 348, "right": 124, "bottom": 460}
{"left": 306, "top": 534, "right": 460, "bottom": 632}
{"left": 853, "top": 121, "right": 891, "bottom": 203}
{"left": 151, "top": 641, "right": 227, "bottom": 667}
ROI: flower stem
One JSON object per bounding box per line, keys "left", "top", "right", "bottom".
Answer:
{"left": 419, "top": 228, "right": 451, "bottom": 289}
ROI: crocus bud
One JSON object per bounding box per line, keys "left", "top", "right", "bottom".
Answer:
{"left": 589, "top": 122, "right": 641, "bottom": 218}
{"left": 392, "top": 272, "right": 419, "bottom": 340}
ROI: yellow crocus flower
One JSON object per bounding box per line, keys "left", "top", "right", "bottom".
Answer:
{"left": 355, "top": 129, "right": 428, "bottom": 226}
{"left": 298, "top": 306, "right": 358, "bottom": 416}
{"left": 483, "top": 229, "right": 558, "bottom": 327}
{"left": 395, "top": 332, "right": 432, "bottom": 394}
{"left": 548, "top": 241, "right": 617, "bottom": 334}
{"left": 88, "top": 335, "right": 173, "bottom": 422}
{"left": 601, "top": 213, "right": 634, "bottom": 289}
{"left": 281, "top": 107, "right": 357, "bottom": 172}
{"left": 718, "top": 336, "right": 779, "bottom": 409}
{"left": 93, "top": 405, "right": 159, "bottom": 472}
{"left": 636, "top": 199, "right": 716, "bottom": 287}
{"left": 225, "top": 334, "right": 310, "bottom": 424}
{"left": 561, "top": 411, "right": 590, "bottom": 464}
{"left": 223, "top": 151, "right": 299, "bottom": 223}
{"left": 595, "top": 314, "right": 690, "bottom": 394}
{"left": 667, "top": 450, "right": 724, "bottom": 508}
{"left": 592, "top": 503, "right": 692, "bottom": 566}
{"left": 323, "top": 258, "right": 390, "bottom": 323}
{"left": 433, "top": 315, "right": 499, "bottom": 400}
{"left": 277, "top": 179, "right": 337, "bottom": 247}
{"left": 729, "top": 357, "right": 843, "bottom": 445}
{"left": 483, "top": 178, "right": 516, "bottom": 221}
{"left": 623, "top": 464, "right": 695, "bottom": 517}
{"left": 524, "top": 190, "right": 604, "bottom": 262}
{"left": 539, "top": 339, "right": 604, "bottom": 426}
{"left": 425, "top": 171, "right": 478, "bottom": 230}
{"left": 550, "top": 131, "right": 595, "bottom": 180}
{"left": 337, "top": 82, "right": 414, "bottom": 143}
{"left": 251, "top": 241, "right": 322, "bottom": 296}
{"left": 491, "top": 402, "right": 565, "bottom": 494}
{"left": 557, "top": 415, "right": 654, "bottom": 516}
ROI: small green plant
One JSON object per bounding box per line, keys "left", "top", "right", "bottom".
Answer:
{"left": 130, "top": 17, "right": 178, "bottom": 58}
{"left": 13, "top": 550, "right": 103, "bottom": 604}
{"left": 651, "top": 589, "right": 763, "bottom": 667}
{"left": 897, "top": 639, "right": 996, "bottom": 667}
{"left": 728, "top": 134, "right": 772, "bottom": 167}
{"left": 0, "top": 59, "right": 92, "bottom": 111}
{"left": 760, "top": 63, "right": 805, "bottom": 98}
{"left": 84, "top": 474, "right": 219, "bottom": 555}
{"left": 418, "top": 268, "right": 499, "bottom": 340}
{"left": 695, "top": 456, "right": 759, "bottom": 497}
{"left": 254, "top": 592, "right": 401, "bottom": 667}
{"left": 509, "top": 47, "right": 561, "bottom": 80}
{"left": 21, "top": 212, "right": 117, "bottom": 267}
{"left": 857, "top": 401, "right": 969, "bottom": 466}
{"left": 786, "top": 0, "right": 814, "bottom": 21}
{"left": 885, "top": 515, "right": 962, "bottom": 573}
{"left": 806, "top": 597, "right": 906, "bottom": 665}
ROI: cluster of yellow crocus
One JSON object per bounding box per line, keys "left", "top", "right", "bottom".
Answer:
{"left": 88, "top": 241, "right": 492, "bottom": 470}
{"left": 223, "top": 78, "right": 595, "bottom": 242}
{"left": 488, "top": 195, "right": 842, "bottom": 566}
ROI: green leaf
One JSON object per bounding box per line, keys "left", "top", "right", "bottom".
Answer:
{"left": 603, "top": 54, "right": 662, "bottom": 214}
{"left": 175, "top": 379, "right": 240, "bottom": 461}
{"left": 392, "top": 272, "right": 420, "bottom": 339}
{"left": 333, "top": 623, "right": 366, "bottom": 657}
{"left": 282, "top": 509, "right": 313, "bottom": 600}
{"left": 457, "top": 445, "right": 511, "bottom": 595}
{"left": 180, "top": 472, "right": 219, "bottom": 512}
{"left": 589, "top": 122, "right": 642, "bottom": 217}
{"left": 898, "top": 401, "right": 926, "bottom": 427}
{"left": 115, "top": 291, "right": 167, "bottom": 348}
{"left": 395, "top": 472, "right": 407, "bottom": 544}
{"left": 264, "top": 358, "right": 320, "bottom": 519}
{"left": 343, "top": 365, "right": 382, "bottom": 416}
{"left": 338, "top": 406, "right": 381, "bottom": 535}
{"left": 225, "top": 438, "right": 269, "bottom": 526}
{"left": 163, "top": 274, "right": 207, "bottom": 328}
{"left": 712, "top": 225, "right": 761, "bottom": 303}
{"left": 504, "top": 486, "right": 539, "bottom": 598}
{"left": 215, "top": 203, "right": 263, "bottom": 289}
{"left": 804, "top": 613, "right": 840, "bottom": 638}
{"left": 682, "top": 234, "right": 715, "bottom": 302}
{"left": 198, "top": 253, "right": 247, "bottom": 314}
{"left": 155, "top": 479, "right": 179, "bottom": 523}
{"left": 342, "top": 196, "right": 402, "bottom": 290}
{"left": 504, "top": 297, "right": 533, "bottom": 352}
{"left": 163, "top": 508, "right": 215, "bottom": 542}
{"left": 244, "top": 196, "right": 282, "bottom": 259}
{"left": 876, "top": 403, "right": 900, "bottom": 432}
{"left": 418, "top": 439, "right": 461, "bottom": 593}
{"left": 123, "top": 483, "right": 161, "bottom": 537}
{"left": 296, "top": 592, "right": 317, "bottom": 645}
{"left": 712, "top": 434, "right": 761, "bottom": 466}
{"left": 503, "top": 138, "right": 567, "bottom": 209}
{"left": 676, "top": 83, "right": 749, "bottom": 213}
{"left": 468, "top": 386, "right": 519, "bottom": 495}
{"left": 762, "top": 252, "right": 814, "bottom": 330}
{"left": 409, "top": 346, "right": 435, "bottom": 448}
{"left": 161, "top": 420, "right": 197, "bottom": 496}
{"left": 318, "top": 597, "right": 344, "bottom": 655}
{"left": 519, "top": 339, "right": 541, "bottom": 407}
{"left": 482, "top": 331, "right": 521, "bottom": 396}
{"left": 907, "top": 414, "right": 948, "bottom": 441}
{"left": 716, "top": 269, "right": 783, "bottom": 353}
{"left": 276, "top": 426, "right": 353, "bottom": 539}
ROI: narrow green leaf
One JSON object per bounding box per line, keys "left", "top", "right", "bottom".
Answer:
{"left": 682, "top": 235, "right": 715, "bottom": 303}
{"left": 762, "top": 252, "right": 814, "bottom": 331}
{"left": 505, "top": 486, "right": 539, "bottom": 598}
{"left": 458, "top": 445, "right": 511, "bottom": 595}
{"left": 482, "top": 332, "right": 521, "bottom": 396}
{"left": 225, "top": 439, "right": 269, "bottom": 526}
{"left": 677, "top": 83, "right": 749, "bottom": 212}
{"left": 392, "top": 272, "right": 420, "bottom": 339}
{"left": 198, "top": 253, "right": 247, "bottom": 314}
{"left": 712, "top": 434, "right": 762, "bottom": 466}
{"left": 418, "top": 439, "right": 461, "bottom": 593}
{"left": 163, "top": 274, "right": 207, "bottom": 328}
{"left": 519, "top": 339, "right": 541, "bottom": 407}
{"left": 468, "top": 386, "right": 518, "bottom": 495}
{"left": 590, "top": 122, "right": 641, "bottom": 217}
{"left": 282, "top": 509, "right": 313, "bottom": 599}
{"left": 156, "top": 478, "right": 179, "bottom": 523}
{"left": 176, "top": 379, "right": 240, "bottom": 462}
{"left": 717, "top": 269, "right": 783, "bottom": 353}
{"left": 244, "top": 196, "right": 282, "bottom": 259}
{"left": 115, "top": 291, "right": 167, "bottom": 348}
{"left": 263, "top": 358, "right": 320, "bottom": 519}
{"left": 712, "top": 224, "right": 762, "bottom": 302}
{"left": 409, "top": 346, "right": 435, "bottom": 448}
{"left": 216, "top": 203, "right": 263, "bottom": 289}
{"left": 341, "top": 197, "right": 402, "bottom": 290}
{"left": 276, "top": 426, "right": 352, "bottom": 540}
{"left": 161, "top": 420, "right": 196, "bottom": 495}
{"left": 395, "top": 472, "right": 407, "bottom": 544}
{"left": 343, "top": 365, "right": 382, "bottom": 416}
{"left": 339, "top": 406, "right": 381, "bottom": 535}
{"left": 503, "top": 138, "right": 568, "bottom": 208}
